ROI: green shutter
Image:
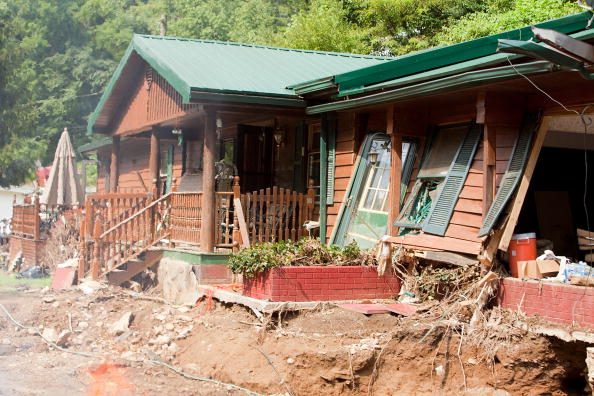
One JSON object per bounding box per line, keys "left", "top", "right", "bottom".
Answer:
{"left": 422, "top": 125, "right": 483, "bottom": 236}
{"left": 165, "top": 144, "right": 174, "bottom": 193}
{"left": 478, "top": 113, "right": 539, "bottom": 237}
{"left": 326, "top": 114, "right": 337, "bottom": 205}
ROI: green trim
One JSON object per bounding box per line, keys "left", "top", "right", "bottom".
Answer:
{"left": 291, "top": 77, "right": 336, "bottom": 95}
{"left": 319, "top": 114, "right": 328, "bottom": 242}
{"left": 162, "top": 248, "right": 230, "bottom": 265}
{"left": 326, "top": 113, "right": 337, "bottom": 205}
{"left": 332, "top": 12, "right": 592, "bottom": 96}
{"left": 331, "top": 132, "right": 389, "bottom": 247}
{"left": 498, "top": 39, "right": 594, "bottom": 79}
{"left": 306, "top": 61, "right": 555, "bottom": 115}
{"left": 165, "top": 144, "right": 174, "bottom": 193}
{"left": 400, "top": 138, "right": 418, "bottom": 203}
{"left": 189, "top": 91, "right": 306, "bottom": 107}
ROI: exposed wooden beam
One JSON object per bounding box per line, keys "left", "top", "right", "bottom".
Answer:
{"left": 201, "top": 111, "right": 217, "bottom": 252}
{"left": 387, "top": 106, "right": 402, "bottom": 236}
{"left": 498, "top": 116, "right": 550, "bottom": 252}
{"left": 109, "top": 136, "right": 120, "bottom": 192}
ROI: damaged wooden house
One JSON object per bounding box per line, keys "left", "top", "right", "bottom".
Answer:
{"left": 81, "top": 11, "right": 594, "bottom": 325}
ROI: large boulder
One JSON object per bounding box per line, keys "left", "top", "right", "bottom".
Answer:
{"left": 157, "top": 258, "right": 199, "bottom": 305}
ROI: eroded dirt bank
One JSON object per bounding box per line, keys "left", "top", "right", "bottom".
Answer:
{"left": 0, "top": 285, "right": 590, "bottom": 395}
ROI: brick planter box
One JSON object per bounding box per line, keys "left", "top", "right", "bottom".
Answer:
{"left": 242, "top": 266, "right": 400, "bottom": 302}
{"left": 497, "top": 278, "right": 594, "bottom": 328}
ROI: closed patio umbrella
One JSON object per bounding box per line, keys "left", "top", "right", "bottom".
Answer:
{"left": 40, "top": 128, "right": 84, "bottom": 206}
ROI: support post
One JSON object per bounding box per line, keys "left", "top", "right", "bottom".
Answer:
{"left": 201, "top": 112, "right": 217, "bottom": 252}
{"left": 319, "top": 114, "right": 328, "bottom": 243}
{"left": 33, "top": 195, "right": 40, "bottom": 241}
{"left": 232, "top": 176, "right": 241, "bottom": 252}
{"left": 149, "top": 129, "right": 160, "bottom": 196}
{"left": 477, "top": 92, "right": 496, "bottom": 219}
{"left": 109, "top": 136, "right": 120, "bottom": 193}
{"left": 386, "top": 106, "right": 402, "bottom": 236}
{"left": 91, "top": 218, "right": 101, "bottom": 280}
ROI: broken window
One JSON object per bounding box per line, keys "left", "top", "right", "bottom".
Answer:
{"left": 395, "top": 124, "right": 479, "bottom": 233}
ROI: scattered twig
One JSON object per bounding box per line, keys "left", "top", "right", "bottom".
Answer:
{"left": 253, "top": 345, "right": 294, "bottom": 396}
{"left": 457, "top": 325, "right": 467, "bottom": 391}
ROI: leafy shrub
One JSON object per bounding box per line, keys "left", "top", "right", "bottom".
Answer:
{"left": 228, "top": 238, "right": 373, "bottom": 278}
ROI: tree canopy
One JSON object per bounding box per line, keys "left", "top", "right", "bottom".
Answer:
{"left": 0, "top": 0, "right": 581, "bottom": 186}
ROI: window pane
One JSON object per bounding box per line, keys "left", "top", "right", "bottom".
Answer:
{"left": 402, "top": 142, "right": 411, "bottom": 165}
{"left": 373, "top": 189, "right": 387, "bottom": 211}
{"left": 418, "top": 126, "right": 467, "bottom": 178}
{"left": 363, "top": 189, "right": 376, "bottom": 209}
{"left": 379, "top": 167, "right": 390, "bottom": 190}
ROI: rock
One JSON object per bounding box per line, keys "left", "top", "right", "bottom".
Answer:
{"left": 27, "top": 328, "right": 38, "bottom": 335}
{"left": 1, "top": 338, "right": 11, "bottom": 345}
{"left": 586, "top": 347, "right": 594, "bottom": 391}
{"left": 177, "top": 306, "right": 190, "bottom": 313}
{"left": 41, "top": 328, "right": 59, "bottom": 344}
{"left": 153, "top": 325, "right": 163, "bottom": 335}
{"left": 40, "top": 286, "right": 49, "bottom": 294}
{"left": 128, "top": 281, "right": 142, "bottom": 293}
{"left": 42, "top": 296, "right": 56, "bottom": 303}
{"left": 78, "top": 321, "right": 89, "bottom": 330}
{"left": 51, "top": 302, "right": 60, "bottom": 308}
{"left": 56, "top": 330, "right": 71, "bottom": 347}
{"left": 435, "top": 365, "right": 445, "bottom": 377}
{"left": 157, "top": 258, "right": 200, "bottom": 305}
{"left": 110, "top": 312, "right": 134, "bottom": 336}
{"left": 154, "top": 334, "right": 171, "bottom": 345}
{"left": 287, "top": 358, "right": 295, "bottom": 364}
{"left": 154, "top": 313, "right": 167, "bottom": 322}
{"left": 176, "top": 315, "right": 193, "bottom": 322}
{"left": 165, "top": 323, "right": 174, "bottom": 331}
{"left": 168, "top": 343, "right": 178, "bottom": 353}
{"left": 467, "top": 357, "right": 478, "bottom": 365}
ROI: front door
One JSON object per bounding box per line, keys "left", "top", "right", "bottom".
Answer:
{"left": 333, "top": 133, "right": 416, "bottom": 249}
{"left": 237, "top": 125, "right": 274, "bottom": 192}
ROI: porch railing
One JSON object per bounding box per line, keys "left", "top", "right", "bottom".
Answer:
{"left": 78, "top": 177, "right": 317, "bottom": 280}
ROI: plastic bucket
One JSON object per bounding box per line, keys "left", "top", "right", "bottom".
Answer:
{"left": 509, "top": 232, "right": 537, "bottom": 277}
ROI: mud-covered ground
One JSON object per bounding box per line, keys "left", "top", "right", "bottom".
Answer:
{"left": 0, "top": 281, "right": 591, "bottom": 395}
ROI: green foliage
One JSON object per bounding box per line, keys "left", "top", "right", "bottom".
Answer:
{"left": 0, "top": 0, "right": 582, "bottom": 188}
{"left": 227, "top": 238, "right": 366, "bottom": 278}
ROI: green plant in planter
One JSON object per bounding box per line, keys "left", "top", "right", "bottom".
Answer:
{"left": 228, "top": 238, "right": 370, "bottom": 278}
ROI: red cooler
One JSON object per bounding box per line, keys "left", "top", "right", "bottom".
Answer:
{"left": 509, "top": 232, "right": 537, "bottom": 277}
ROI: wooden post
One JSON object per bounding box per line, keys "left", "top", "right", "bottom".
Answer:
{"left": 33, "top": 195, "right": 40, "bottom": 241}
{"left": 109, "top": 136, "right": 120, "bottom": 193}
{"left": 149, "top": 129, "right": 160, "bottom": 196}
{"left": 232, "top": 176, "right": 241, "bottom": 251}
{"left": 78, "top": 216, "right": 86, "bottom": 281}
{"left": 386, "top": 106, "right": 402, "bottom": 236}
{"left": 306, "top": 178, "right": 316, "bottom": 220}
{"left": 201, "top": 111, "right": 217, "bottom": 252}
{"left": 477, "top": 92, "right": 496, "bottom": 218}
{"left": 91, "top": 217, "right": 102, "bottom": 280}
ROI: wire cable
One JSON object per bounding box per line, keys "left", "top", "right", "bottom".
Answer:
{"left": 0, "top": 302, "right": 263, "bottom": 396}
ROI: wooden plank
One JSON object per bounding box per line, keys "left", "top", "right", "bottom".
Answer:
{"left": 459, "top": 186, "right": 482, "bottom": 200}
{"left": 234, "top": 198, "right": 250, "bottom": 248}
{"left": 388, "top": 110, "right": 402, "bottom": 236}
{"left": 465, "top": 173, "right": 483, "bottom": 187}
{"left": 453, "top": 198, "right": 483, "bottom": 214}
{"left": 450, "top": 211, "right": 483, "bottom": 229}
{"left": 445, "top": 223, "right": 482, "bottom": 242}
{"left": 386, "top": 234, "right": 481, "bottom": 255}
{"left": 483, "top": 123, "right": 496, "bottom": 219}
{"left": 414, "top": 250, "right": 478, "bottom": 266}
{"left": 498, "top": 117, "right": 550, "bottom": 252}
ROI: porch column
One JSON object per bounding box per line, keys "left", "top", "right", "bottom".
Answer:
{"left": 387, "top": 106, "right": 402, "bottom": 236}
{"left": 149, "top": 129, "right": 160, "bottom": 195}
{"left": 201, "top": 111, "right": 217, "bottom": 252}
{"left": 109, "top": 136, "right": 120, "bottom": 192}
{"left": 477, "top": 92, "right": 496, "bottom": 218}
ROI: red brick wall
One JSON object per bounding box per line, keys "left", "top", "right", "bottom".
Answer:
{"left": 243, "top": 266, "right": 400, "bottom": 302}
{"left": 498, "top": 278, "right": 594, "bottom": 328}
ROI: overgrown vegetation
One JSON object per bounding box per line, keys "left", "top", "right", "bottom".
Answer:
{"left": 0, "top": 0, "right": 581, "bottom": 186}
{"left": 228, "top": 238, "right": 374, "bottom": 278}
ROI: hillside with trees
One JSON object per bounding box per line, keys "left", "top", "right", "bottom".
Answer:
{"left": 0, "top": 0, "right": 580, "bottom": 186}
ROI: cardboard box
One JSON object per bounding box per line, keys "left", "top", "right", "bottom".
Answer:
{"left": 517, "top": 260, "right": 560, "bottom": 279}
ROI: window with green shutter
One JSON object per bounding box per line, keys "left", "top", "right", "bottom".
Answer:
{"left": 395, "top": 123, "right": 482, "bottom": 235}
{"left": 326, "top": 114, "right": 337, "bottom": 205}
{"left": 478, "top": 112, "right": 539, "bottom": 237}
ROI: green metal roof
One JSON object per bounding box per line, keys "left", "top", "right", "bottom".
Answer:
{"left": 88, "top": 35, "right": 392, "bottom": 134}
{"left": 293, "top": 11, "right": 594, "bottom": 98}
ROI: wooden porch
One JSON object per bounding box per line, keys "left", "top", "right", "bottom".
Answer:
{"left": 78, "top": 178, "right": 317, "bottom": 280}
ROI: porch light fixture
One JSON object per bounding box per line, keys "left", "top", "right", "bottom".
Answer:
{"left": 171, "top": 128, "right": 182, "bottom": 135}
{"left": 368, "top": 151, "right": 379, "bottom": 165}
{"left": 273, "top": 127, "right": 285, "bottom": 147}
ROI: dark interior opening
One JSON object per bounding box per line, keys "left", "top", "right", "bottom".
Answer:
{"left": 515, "top": 146, "right": 594, "bottom": 261}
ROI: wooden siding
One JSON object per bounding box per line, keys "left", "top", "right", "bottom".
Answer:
{"left": 111, "top": 63, "right": 198, "bottom": 136}
{"left": 326, "top": 112, "right": 358, "bottom": 238}
{"left": 95, "top": 138, "right": 182, "bottom": 193}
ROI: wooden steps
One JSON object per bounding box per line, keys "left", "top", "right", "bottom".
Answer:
{"left": 106, "top": 249, "right": 163, "bottom": 285}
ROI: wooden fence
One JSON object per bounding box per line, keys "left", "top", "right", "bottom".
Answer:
{"left": 78, "top": 177, "right": 317, "bottom": 280}
{"left": 11, "top": 197, "right": 40, "bottom": 240}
